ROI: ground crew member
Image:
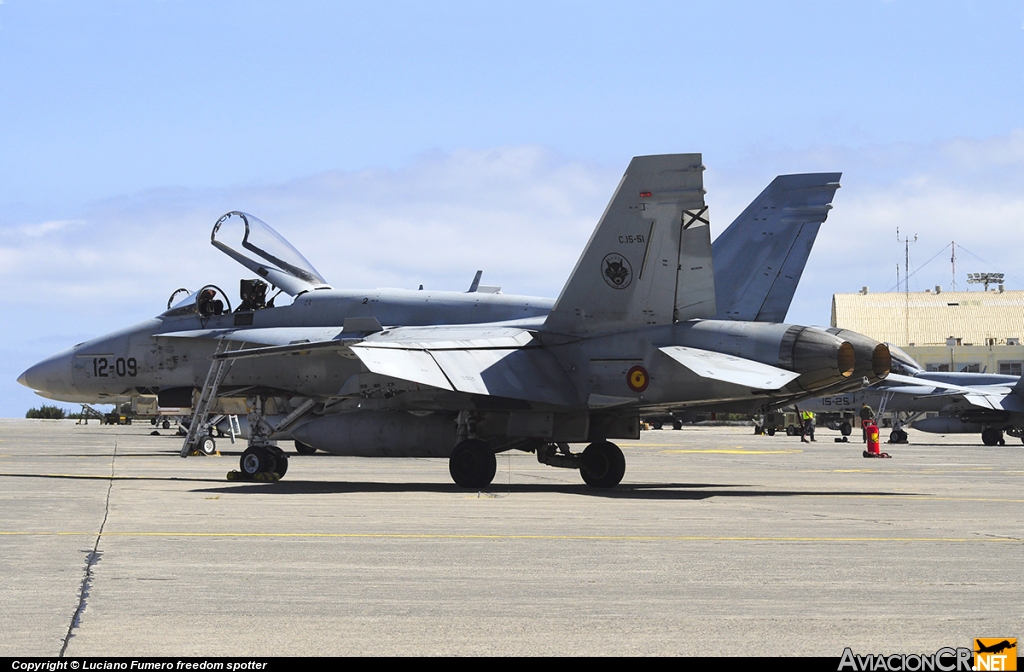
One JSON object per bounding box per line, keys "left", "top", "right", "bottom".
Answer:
{"left": 860, "top": 403, "right": 875, "bottom": 442}
{"left": 801, "top": 410, "right": 816, "bottom": 442}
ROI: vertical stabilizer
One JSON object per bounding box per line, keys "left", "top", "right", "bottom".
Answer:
{"left": 544, "top": 154, "right": 713, "bottom": 335}
{"left": 712, "top": 173, "right": 841, "bottom": 323}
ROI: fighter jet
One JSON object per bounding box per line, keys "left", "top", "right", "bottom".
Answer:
{"left": 19, "top": 154, "right": 889, "bottom": 488}
{"left": 798, "top": 344, "right": 1024, "bottom": 445}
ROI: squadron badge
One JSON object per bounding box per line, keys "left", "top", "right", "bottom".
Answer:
{"left": 602, "top": 253, "right": 632, "bottom": 289}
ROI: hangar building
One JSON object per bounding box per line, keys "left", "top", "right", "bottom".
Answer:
{"left": 831, "top": 287, "right": 1024, "bottom": 375}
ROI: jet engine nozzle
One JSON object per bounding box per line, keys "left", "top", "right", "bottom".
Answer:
{"left": 778, "top": 326, "right": 855, "bottom": 393}
{"left": 825, "top": 328, "right": 891, "bottom": 382}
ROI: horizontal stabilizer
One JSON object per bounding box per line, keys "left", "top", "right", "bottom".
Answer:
{"left": 713, "top": 173, "right": 841, "bottom": 322}
{"left": 659, "top": 345, "right": 800, "bottom": 389}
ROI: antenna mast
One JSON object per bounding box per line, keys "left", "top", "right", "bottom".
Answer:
{"left": 896, "top": 227, "right": 918, "bottom": 293}
{"left": 951, "top": 241, "right": 956, "bottom": 291}
{"left": 897, "top": 228, "right": 918, "bottom": 346}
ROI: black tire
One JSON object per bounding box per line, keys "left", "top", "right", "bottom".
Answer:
{"left": 448, "top": 439, "right": 497, "bottom": 488}
{"left": 652, "top": 422, "right": 663, "bottom": 430}
{"left": 151, "top": 418, "right": 157, "bottom": 426}
{"left": 767, "top": 427, "right": 776, "bottom": 436}
{"left": 294, "top": 441, "right": 317, "bottom": 455}
{"left": 981, "top": 428, "right": 1000, "bottom": 446}
{"left": 239, "top": 445, "right": 277, "bottom": 479}
{"left": 162, "top": 420, "right": 171, "bottom": 430}
{"left": 198, "top": 435, "right": 217, "bottom": 455}
{"left": 840, "top": 422, "right": 852, "bottom": 436}
{"left": 889, "top": 430, "right": 901, "bottom": 444}
{"left": 580, "top": 441, "right": 626, "bottom": 488}
{"left": 786, "top": 425, "right": 796, "bottom": 437}
{"left": 672, "top": 420, "right": 682, "bottom": 430}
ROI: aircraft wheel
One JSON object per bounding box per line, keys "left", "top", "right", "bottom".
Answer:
{"left": 294, "top": 441, "right": 317, "bottom": 455}
{"left": 580, "top": 441, "right": 626, "bottom": 488}
{"left": 981, "top": 428, "right": 1001, "bottom": 446}
{"left": 162, "top": 420, "right": 171, "bottom": 430}
{"left": 840, "top": 422, "right": 852, "bottom": 436}
{"left": 269, "top": 446, "right": 289, "bottom": 477}
{"left": 198, "top": 435, "right": 217, "bottom": 455}
{"left": 240, "top": 445, "right": 277, "bottom": 479}
{"left": 448, "top": 439, "right": 496, "bottom": 488}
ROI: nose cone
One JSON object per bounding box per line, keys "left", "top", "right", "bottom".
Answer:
{"left": 18, "top": 347, "right": 78, "bottom": 401}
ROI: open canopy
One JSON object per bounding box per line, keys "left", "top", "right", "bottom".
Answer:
{"left": 211, "top": 211, "right": 331, "bottom": 296}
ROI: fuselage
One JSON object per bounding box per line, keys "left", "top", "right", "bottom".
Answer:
{"left": 21, "top": 285, "right": 877, "bottom": 418}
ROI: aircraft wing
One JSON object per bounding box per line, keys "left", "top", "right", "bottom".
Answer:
{"left": 658, "top": 346, "right": 800, "bottom": 389}
{"left": 163, "top": 322, "right": 579, "bottom": 406}
{"left": 878, "top": 373, "right": 1024, "bottom": 411}
{"left": 349, "top": 344, "right": 578, "bottom": 406}
{"left": 348, "top": 325, "right": 577, "bottom": 405}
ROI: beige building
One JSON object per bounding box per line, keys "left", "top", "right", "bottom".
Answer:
{"left": 831, "top": 288, "right": 1024, "bottom": 375}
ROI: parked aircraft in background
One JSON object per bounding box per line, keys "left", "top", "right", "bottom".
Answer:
{"left": 796, "top": 345, "right": 1023, "bottom": 445}
{"left": 19, "top": 154, "right": 889, "bottom": 487}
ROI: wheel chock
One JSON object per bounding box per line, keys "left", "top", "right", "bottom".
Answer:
{"left": 834, "top": 437, "right": 848, "bottom": 443}
{"left": 226, "top": 470, "right": 243, "bottom": 481}
{"left": 862, "top": 451, "right": 892, "bottom": 458}
{"left": 253, "top": 471, "right": 280, "bottom": 482}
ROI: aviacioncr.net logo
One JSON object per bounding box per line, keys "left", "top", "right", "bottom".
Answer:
{"left": 838, "top": 647, "right": 973, "bottom": 672}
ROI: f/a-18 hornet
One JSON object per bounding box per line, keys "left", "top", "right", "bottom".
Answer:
{"left": 19, "top": 154, "right": 890, "bottom": 488}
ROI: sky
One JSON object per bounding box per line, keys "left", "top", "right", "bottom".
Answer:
{"left": 2, "top": 1, "right": 1024, "bottom": 416}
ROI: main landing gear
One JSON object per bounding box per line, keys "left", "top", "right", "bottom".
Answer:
{"left": 449, "top": 439, "right": 497, "bottom": 488}
{"left": 448, "top": 438, "right": 627, "bottom": 489}
{"left": 981, "top": 428, "right": 1006, "bottom": 446}
{"left": 579, "top": 441, "right": 627, "bottom": 488}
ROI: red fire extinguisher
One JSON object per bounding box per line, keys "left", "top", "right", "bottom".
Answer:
{"left": 866, "top": 423, "right": 880, "bottom": 455}
{"left": 862, "top": 422, "right": 891, "bottom": 458}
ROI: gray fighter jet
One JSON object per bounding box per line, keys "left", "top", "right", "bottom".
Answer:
{"left": 19, "top": 154, "right": 889, "bottom": 487}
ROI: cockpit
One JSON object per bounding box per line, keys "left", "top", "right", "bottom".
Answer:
{"left": 161, "top": 211, "right": 332, "bottom": 319}
{"left": 887, "top": 343, "right": 924, "bottom": 375}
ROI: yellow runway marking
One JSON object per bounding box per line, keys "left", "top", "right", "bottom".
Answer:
{"left": 0, "top": 531, "right": 1018, "bottom": 543}
{"left": 662, "top": 448, "right": 803, "bottom": 455}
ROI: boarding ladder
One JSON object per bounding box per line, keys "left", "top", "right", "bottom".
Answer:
{"left": 180, "top": 339, "right": 236, "bottom": 457}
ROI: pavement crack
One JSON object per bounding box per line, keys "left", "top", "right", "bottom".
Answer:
{"left": 60, "top": 437, "right": 117, "bottom": 657}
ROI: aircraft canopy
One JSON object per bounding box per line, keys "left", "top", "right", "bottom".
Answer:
{"left": 211, "top": 211, "right": 331, "bottom": 296}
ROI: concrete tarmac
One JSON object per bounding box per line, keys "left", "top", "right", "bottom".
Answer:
{"left": 0, "top": 418, "right": 1021, "bottom": 657}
